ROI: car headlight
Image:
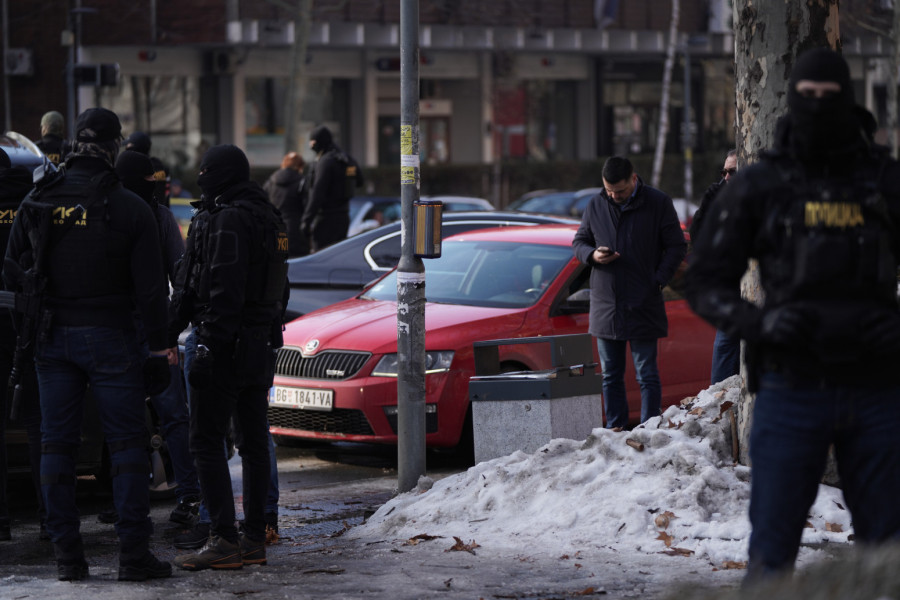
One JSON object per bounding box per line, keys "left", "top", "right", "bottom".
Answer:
{"left": 372, "top": 351, "right": 454, "bottom": 377}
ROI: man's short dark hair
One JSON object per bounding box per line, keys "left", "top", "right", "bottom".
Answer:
{"left": 602, "top": 156, "right": 633, "bottom": 184}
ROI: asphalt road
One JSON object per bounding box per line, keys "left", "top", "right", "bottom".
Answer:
{"left": 0, "top": 442, "right": 747, "bottom": 600}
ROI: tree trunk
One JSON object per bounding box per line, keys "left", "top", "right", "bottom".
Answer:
{"left": 651, "top": 0, "right": 679, "bottom": 188}
{"left": 890, "top": 2, "right": 900, "bottom": 159}
{"left": 732, "top": 0, "right": 840, "bottom": 465}
{"left": 284, "top": 0, "right": 313, "bottom": 154}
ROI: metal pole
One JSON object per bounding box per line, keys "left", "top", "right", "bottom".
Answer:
{"left": 397, "top": 0, "right": 425, "bottom": 494}
{"left": 2, "top": 0, "right": 11, "bottom": 132}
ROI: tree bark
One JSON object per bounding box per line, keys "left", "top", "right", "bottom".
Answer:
{"left": 284, "top": 0, "right": 313, "bottom": 154}
{"left": 732, "top": 0, "right": 840, "bottom": 465}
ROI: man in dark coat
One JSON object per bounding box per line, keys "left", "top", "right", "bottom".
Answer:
{"left": 264, "top": 151, "right": 309, "bottom": 257}
{"left": 572, "top": 156, "right": 686, "bottom": 428}
{"left": 301, "top": 125, "right": 363, "bottom": 251}
{"left": 689, "top": 149, "right": 739, "bottom": 384}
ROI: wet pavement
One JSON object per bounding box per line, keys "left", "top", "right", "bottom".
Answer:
{"left": 0, "top": 443, "right": 748, "bottom": 600}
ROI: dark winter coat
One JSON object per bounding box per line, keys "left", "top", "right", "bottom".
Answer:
{"left": 572, "top": 178, "right": 686, "bottom": 340}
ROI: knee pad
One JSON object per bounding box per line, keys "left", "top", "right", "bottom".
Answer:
{"left": 106, "top": 436, "right": 148, "bottom": 478}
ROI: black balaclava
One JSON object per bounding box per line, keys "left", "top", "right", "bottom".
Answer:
{"left": 115, "top": 150, "right": 157, "bottom": 205}
{"left": 124, "top": 131, "right": 152, "bottom": 155}
{"left": 197, "top": 144, "right": 250, "bottom": 201}
{"left": 69, "top": 107, "right": 122, "bottom": 168}
{"left": 787, "top": 48, "right": 859, "bottom": 161}
{"left": 309, "top": 125, "right": 334, "bottom": 154}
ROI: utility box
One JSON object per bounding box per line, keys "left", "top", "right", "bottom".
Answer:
{"left": 468, "top": 334, "right": 602, "bottom": 463}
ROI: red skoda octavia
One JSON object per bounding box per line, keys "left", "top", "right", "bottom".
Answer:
{"left": 268, "top": 225, "right": 714, "bottom": 450}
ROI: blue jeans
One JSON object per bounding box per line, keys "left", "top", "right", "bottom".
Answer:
{"left": 746, "top": 372, "right": 900, "bottom": 582}
{"left": 36, "top": 326, "right": 152, "bottom": 545}
{"left": 596, "top": 338, "right": 661, "bottom": 428}
{"left": 710, "top": 329, "right": 740, "bottom": 385}
{"left": 148, "top": 362, "right": 201, "bottom": 501}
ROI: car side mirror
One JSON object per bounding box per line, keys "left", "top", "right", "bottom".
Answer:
{"left": 557, "top": 288, "right": 590, "bottom": 314}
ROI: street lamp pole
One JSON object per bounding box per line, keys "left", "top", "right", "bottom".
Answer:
{"left": 397, "top": 0, "right": 425, "bottom": 494}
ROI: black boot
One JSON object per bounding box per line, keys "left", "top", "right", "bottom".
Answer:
{"left": 118, "top": 538, "right": 173, "bottom": 581}
{"left": 54, "top": 535, "right": 89, "bottom": 581}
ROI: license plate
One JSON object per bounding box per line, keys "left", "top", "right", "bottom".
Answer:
{"left": 268, "top": 386, "right": 334, "bottom": 411}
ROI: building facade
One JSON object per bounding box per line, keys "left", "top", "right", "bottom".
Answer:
{"left": 0, "top": 0, "right": 895, "bottom": 194}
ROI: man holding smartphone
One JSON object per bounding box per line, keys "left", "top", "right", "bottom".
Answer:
{"left": 572, "top": 156, "right": 686, "bottom": 429}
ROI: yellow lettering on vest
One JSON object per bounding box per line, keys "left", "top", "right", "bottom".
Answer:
{"left": 153, "top": 170, "right": 167, "bottom": 181}
{"left": 276, "top": 232, "right": 289, "bottom": 253}
{"left": 346, "top": 166, "right": 357, "bottom": 177}
{"left": 804, "top": 202, "right": 865, "bottom": 229}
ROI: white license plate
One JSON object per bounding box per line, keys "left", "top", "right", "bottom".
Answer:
{"left": 268, "top": 386, "right": 334, "bottom": 411}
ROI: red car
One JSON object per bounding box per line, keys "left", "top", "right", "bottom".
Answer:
{"left": 268, "top": 225, "right": 714, "bottom": 449}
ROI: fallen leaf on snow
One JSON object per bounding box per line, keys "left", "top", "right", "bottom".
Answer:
{"left": 656, "top": 531, "right": 674, "bottom": 547}
{"left": 689, "top": 407, "right": 704, "bottom": 416}
{"left": 661, "top": 547, "right": 695, "bottom": 557}
{"left": 404, "top": 533, "right": 444, "bottom": 546}
{"left": 826, "top": 522, "right": 843, "bottom": 533}
{"left": 720, "top": 560, "right": 747, "bottom": 570}
{"left": 446, "top": 536, "right": 480, "bottom": 554}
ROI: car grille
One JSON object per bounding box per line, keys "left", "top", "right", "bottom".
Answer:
{"left": 275, "top": 348, "right": 371, "bottom": 380}
{"left": 268, "top": 406, "right": 375, "bottom": 436}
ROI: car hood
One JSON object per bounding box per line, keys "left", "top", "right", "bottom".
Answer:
{"left": 282, "top": 298, "right": 527, "bottom": 354}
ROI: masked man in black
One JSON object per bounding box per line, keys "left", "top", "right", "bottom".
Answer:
{"left": 300, "top": 125, "right": 363, "bottom": 251}
{"left": 3, "top": 107, "right": 173, "bottom": 581}
{"left": 687, "top": 48, "right": 900, "bottom": 584}
{"left": 171, "top": 144, "right": 287, "bottom": 571}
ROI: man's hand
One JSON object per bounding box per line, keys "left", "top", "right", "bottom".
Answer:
{"left": 188, "top": 344, "right": 214, "bottom": 390}
{"left": 593, "top": 246, "right": 620, "bottom": 265}
{"left": 143, "top": 354, "right": 171, "bottom": 396}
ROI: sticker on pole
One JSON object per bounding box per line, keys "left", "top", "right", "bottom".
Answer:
{"left": 401, "top": 125, "right": 417, "bottom": 185}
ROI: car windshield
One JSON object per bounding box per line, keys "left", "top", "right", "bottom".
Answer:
{"left": 361, "top": 240, "right": 573, "bottom": 308}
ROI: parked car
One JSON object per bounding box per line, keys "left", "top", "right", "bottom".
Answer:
{"left": 508, "top": 188, "right": 603, "bottom": 218}
{"left": 268, "top": 224, "right": 714, "bottom": 451}
{"left": 347, "top": 195, "right": 494, "bottom": 238}
{"left": 1, "top": 131, "right": 47, "bottom": 172}
{"left": 283, "top": 211, "right": 579, "bottom": 321}
{"left": 348, "top": 196, "right": 402, "bottom": 238}
{"left": 420, "top": 195, "right": 494, "bottom": 212}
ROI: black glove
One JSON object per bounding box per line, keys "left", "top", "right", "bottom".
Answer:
{"left": 861, "top": 311, "right": 900, "bottom": 352}
{"left": 188, "top": 344, "right": 214, "bottom": 390}
{"left": 143, "top": 355, "right": 171, "bottom": 396}
{"left": 759, "top": 305, "right": 813, "bottom": 346}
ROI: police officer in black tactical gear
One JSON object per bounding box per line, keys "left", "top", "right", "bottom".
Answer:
{"left": 0, "top": 147, "right": 43, "bottom": 543}
{"left": 2, "top": 107, "right": 174, "bottom": 582}
{"left": 301, "top": 125, "right": 363, "bottom": 251}
{"left": 686, "top": 48, "right": 900, "bottom": 584}
{"left": 35, "top": 111, "right": 67, "bottom": 166}
{"left": 170, "top": 144, "right": 288, "bottom": 571}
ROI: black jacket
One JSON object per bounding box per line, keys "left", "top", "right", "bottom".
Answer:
{"left": 3, "top": 157, "right": 170, "bottom": 351}
{"left": 686, "top": 119, "right": 900, "bottom": 385}
{"left": 264, "top": 167, "right": 306, "bottom": 221}
{"left": 0, "top": 166, "right": 34, "bottom": 345}
{"left": 572, "top": 177, "right": 686, "bottom": 340}
{"left": 173, "top": 181, "right": 287, "bottom": 355}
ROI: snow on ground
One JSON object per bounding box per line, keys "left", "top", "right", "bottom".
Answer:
{"left": 352, "top": 376, "right": 852, "bottom": 572}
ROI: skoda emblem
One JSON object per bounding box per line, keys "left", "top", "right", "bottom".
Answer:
{"left": 304, "top": 339, "right": 320, "bottom": 354}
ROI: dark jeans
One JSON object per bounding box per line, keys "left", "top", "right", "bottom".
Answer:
{"left": 189, "top": 351, "right": 271, "bottom": 543}
{"left": 710, "top": 329, "right": 740, "bottom": 385}
{"left": 183, "top": 331, "right": 279, "bottom": 526}
{"left": 147, "top": 362, "right": 200, "bottom": 501}
{"left": 595, "top": 338, "right": 661, "bottom": 428}
{"left": 36, "top": 326, "right": 152, "bottom": 545}
{"left": 746, "top": 372, "right": 900, "bottom": 582}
